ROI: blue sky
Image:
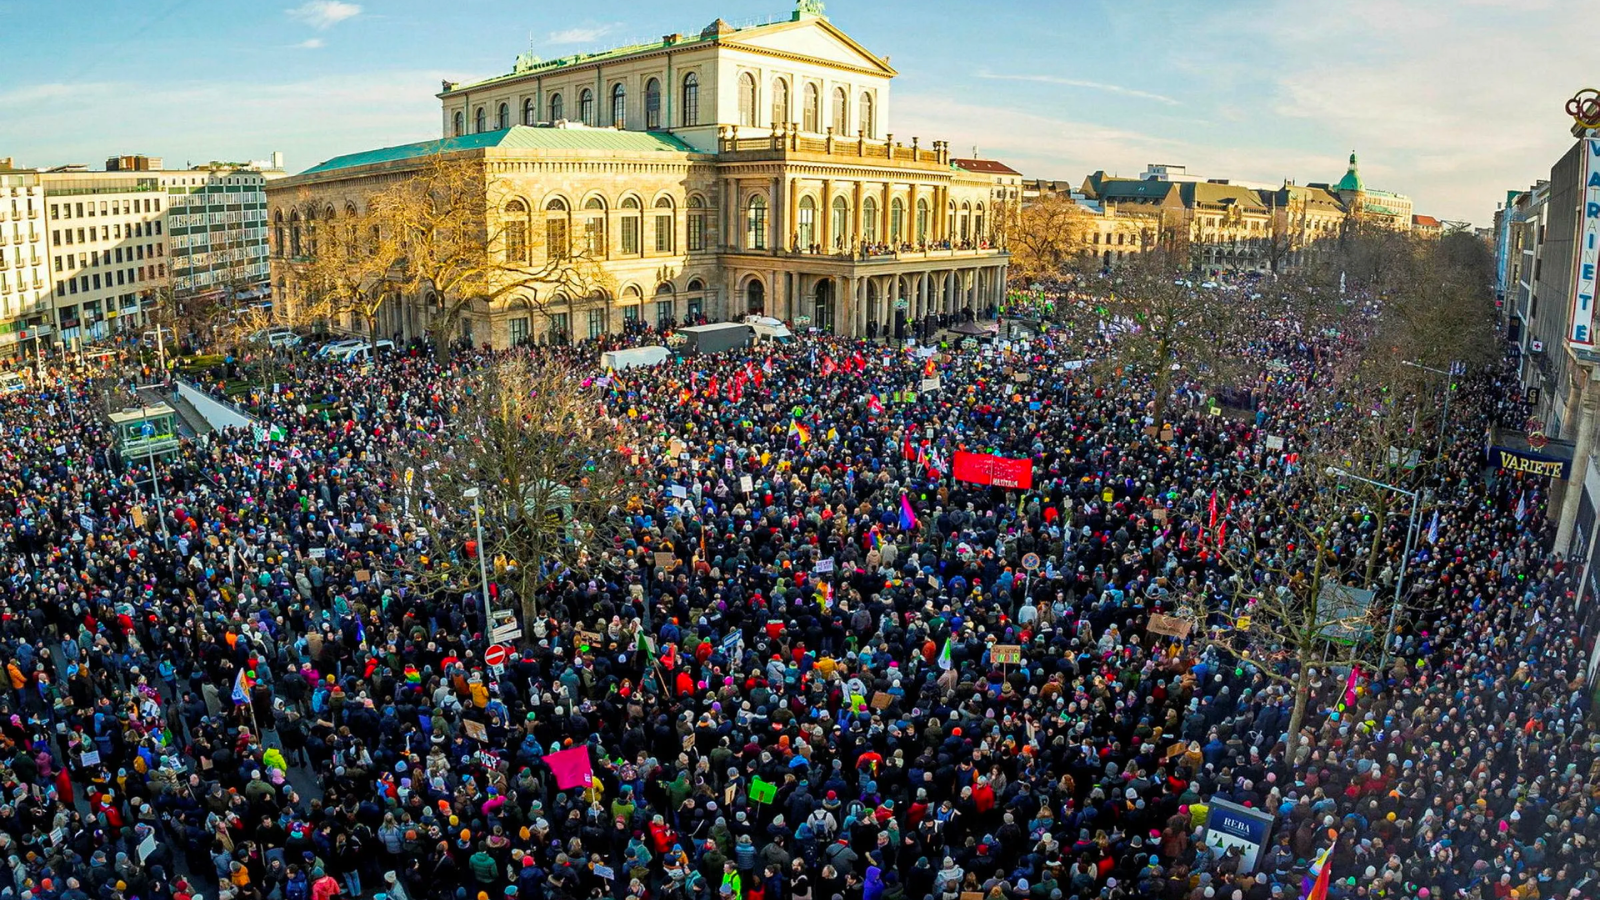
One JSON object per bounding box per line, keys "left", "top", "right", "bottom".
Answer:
{"left": 2, "top": 0, "right": 1596, "bottom": 224}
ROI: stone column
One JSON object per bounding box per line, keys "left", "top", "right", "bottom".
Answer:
{"left": 1557, "top": 367, "right": 1600, "bottom": 553}
{"left": 723, "top": 178, "right": 737, "bottom": 251}
{"left": 787, "top": 178, "right": 798, "bottom": 252}
{"left": 882, "top": 182, "right": 892, "bottom": 246}
{"left": 771, "top": 176, "right": 785, "bottom": 256}
{"left": 821, "top": 179, "right": 834, "bottom": 252}
{"left": 909, "top": 183, "right": 920, "bottom": 245}
{"left": 852, "top": 181, "right": 864, "bottom": 251}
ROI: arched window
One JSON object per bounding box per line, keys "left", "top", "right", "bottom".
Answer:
{"left": 644, "top": 78, "right": 662, "bottom": 130}
{"left": 549, "top": 92, "right": 564, "bottom": 122}
{"left": 890, "top": 198, "right": 905, "bottom": 244}
{"left": 947, "top": 200, "right": 956, "bottom": 241}
{"left": 578, "top": 88, "right": 594, "bottom": 125}
{"left": 474, "top": 106, "right": 486, "bottom": 133}
{"left": 620, "top": 196, "right": 641, "bottom": 255}
{"left": 960, "top": 201, "right": 971, "bottom": 242}
{"left": 452, "top": 111, "right": 464, "bottom": 136}
{"left": 653, "top": 196, "right": 674, "bottom": 253}
{"left": 803, "top": 82, "right": 820, "bottom": 132}
{"left": 503, "top": 200, "right": 528, "bottom": 263}
{"left": 523, "top": 98, "right": 536, "bottom": 125}
{"left": 621, "top": 284, "right": 644, "bottom": 325}
{"left": 830, "top": 196, "right": 849, "bottom": 249}
{"left": 273, "top": 210, "right": 285, "bottom": 258}
{"left": 687, "top": 194, "right": 706, "bottom": 252}
{"left": 681, "top": 73, "right": 699, "bottom": 126}
{"left": 305, "top": 208, "right": 318, "bottom": 257}
{"left": 916, "top": 198, "right": 929, "bottom": 242}
{"left": 289, "top": 211, "right": 302, "bottom": 257}
{"left": 974, "top": 203, "right": 985, "bottom": 243}
{"left": 746, "top": 194, "right": 768, "bottom": 250}
{"left": 770, "top": 77, "right": 789, "bottom": 128}
{"left": 858, "top": 92, "right": 874, "bottom": 138}
{"left": 654, "top": 282, "right": 675, "bottom": 328}
{"left": 686, "top": 277, "right": 705, "bottom": 319}
{"left": 545, "top": 197, "right": 569, "bottom": 258}
{"left": 737, "top": 73, "right": 757, "bottom": 128}
{"left": 862, "top": 196, "right": 879, "bottom": 244}
{"left": 582, "top": 195, "right": 606, "bottom": 255}
{"left": 496, "top": 102, "right": 510, "bottom": 130}
{"left": 797, "top": 196, "right": 816, "bottom": 250}
{"left": 831, "top": 87, "right": 847, "bottom": 134}
{"left": 610, "top": 82, "right": 626, "bottom": 128}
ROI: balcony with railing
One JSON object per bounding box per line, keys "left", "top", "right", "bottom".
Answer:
{"left": 716, "top": 126, "right": 951, "bottom": 167}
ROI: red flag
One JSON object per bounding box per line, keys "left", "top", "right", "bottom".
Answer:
{"left": 1208, "top": 490, "right": 1218, "bottom": 533}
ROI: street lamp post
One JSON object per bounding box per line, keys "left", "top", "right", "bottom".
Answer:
{"left": 1326, "top": 466, "right": 1419, "bottom": 671}
{"left": 1400, "top": 359, "right": 1457, "bottom": 457}
{"left": 463, "top": 487, "right": 492, "bottom": 632}
{"left": 141, "top": 416, "right": 169, "bottom": 543}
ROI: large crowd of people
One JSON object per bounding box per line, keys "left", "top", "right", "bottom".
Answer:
{"left": 0, "top": 291, "right": 1595, "bottom": 900}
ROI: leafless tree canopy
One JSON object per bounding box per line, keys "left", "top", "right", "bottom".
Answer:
{"left": 402, "top": 356, "right": 638, "bottom": 632}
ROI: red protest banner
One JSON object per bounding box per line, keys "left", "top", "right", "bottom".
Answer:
{"left": 951, "top": 451, "right": 1034, "bottom": 490}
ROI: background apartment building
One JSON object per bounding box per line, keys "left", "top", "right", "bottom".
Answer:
{"left": 0, "top": 162, "right": 52, "bottom": 365}
{"left": 0, "top": 153, "right": 285, "bottom": 360}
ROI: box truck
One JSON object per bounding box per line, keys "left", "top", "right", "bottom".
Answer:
{"left": 677, "top": 322, "right": 752, "bottom": 355}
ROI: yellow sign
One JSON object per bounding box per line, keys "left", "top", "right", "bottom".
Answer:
{"left": 1494, "top": 449, "right": 1566, "bottom": 479}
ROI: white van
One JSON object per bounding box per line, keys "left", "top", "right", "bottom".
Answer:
{"left": 743, "top": 315, "right": 795, "bottom": 346}
{"left": 336, "top": 340, "right": 395, "bottom": 363}
{"left": 600, "top": 346, "right": 672, "bottom": 371}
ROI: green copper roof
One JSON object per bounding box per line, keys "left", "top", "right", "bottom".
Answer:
{"left": 1334, "top": 151, "right": 1363, "bottom": 193}
{"left": 300, "top": 126, "right": 698, "bottom": 175}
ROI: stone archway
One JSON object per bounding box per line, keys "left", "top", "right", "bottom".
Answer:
{"left": 744, "top": 275, "right": 766, "bottom": 315}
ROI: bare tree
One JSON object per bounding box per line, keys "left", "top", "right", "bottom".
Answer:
{"left": 375, "top": 154, "right": 612, "bottom": 358}
{"left": 1186, "top": 454, "right": 1394, "bottom": 745}
{"left": 1001, "top": 193, "right": 1104, "bottom": 283}
{"left": 1083, "top": 248, "right": 1241, "bottom": 425}
{"left": 404, "top": 356, "right": 638, "bottom": 634}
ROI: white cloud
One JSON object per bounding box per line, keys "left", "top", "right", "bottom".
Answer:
{"left": 0, "top": 71, "right": 452, "bottom": 172}
{"left": 286, "top": 0, "right": 361, "bottom": 30}
{"left": 295, "top": 38, "right": 325, "bottom": 49}
{"left": 547, "top": 25, "right": 615, "bottom": 45}
{"left": 975, "top": 72, "right": 1179, "bottom": 106}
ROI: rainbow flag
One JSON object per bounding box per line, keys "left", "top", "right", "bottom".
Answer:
{"left": 789, "top": 421, "right": 811, "bottom": 444}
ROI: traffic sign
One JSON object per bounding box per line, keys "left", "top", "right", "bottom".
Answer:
{"left": 491, "top": 623, "right": 523, "bottom": 643}
{"left": 1021, "top": 552, "right": 1041, "bottom": 571}
{"left": 484, "top": 644, "right": 512, "bottom": 667}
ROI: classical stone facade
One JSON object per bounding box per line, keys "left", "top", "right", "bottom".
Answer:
{"left": 268, "top": 4, "right": 1010, "bottom": 346}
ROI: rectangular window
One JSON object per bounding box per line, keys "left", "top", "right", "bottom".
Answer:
{"left": 587, "top": 308, "right": 605, "bottom": 339}
{"left": 51, "top": 230, "right": 59, "bottom": 244}
{"left": 657, "top": 300, "right": 673, "bottom": 327}
{"left": 117, "top": 270, "right": 125, "bottom": 285}
{"left": 53, "top": 256, "right": 62, "bottom": 272}
{"left": 623, "top": 304, "right": 640, "bottom": 322}
{"left": 688, "top": 213, "right": 705, "bottom": 252}
{"left": 546, "top": 218, "right": 569, "bottom": 258}
{"left": 583, "top": 217, "right": 605, "bottom": 255}
{"left": 510, "top": 316, "right": 530, "bottom": 346}
{"left": 506, "top": 221, "right": 527, "bottom": 263}
{"left": 621, "top": 217, "right": 640, "bottom": 255}
{"left": 76, "top": 228, "right": 85, "bottom": 244}
{"left": 92, "top": 274, "right": 101, "bottom": 290}
{"left": 49, "top": 205, "right": 58, "bottom": 220}
{"left": 655, "top": 214, "right": 672, "bottom": 253}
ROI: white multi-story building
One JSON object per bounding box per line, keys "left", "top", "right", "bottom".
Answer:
{"left": 0, "top": 162, "right": 53, "bottom": 366}
{"left": 39, "top": 167, "right": 171, "bottom": 345}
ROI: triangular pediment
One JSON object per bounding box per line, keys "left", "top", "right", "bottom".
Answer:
{"left": 724, "top": 18, "right": 896, "bottom": 76}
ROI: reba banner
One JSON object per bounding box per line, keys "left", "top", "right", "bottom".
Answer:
{"left": 952, "top": 451, "right": 1035, "bottom": 489}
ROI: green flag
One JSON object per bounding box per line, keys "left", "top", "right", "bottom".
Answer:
{"left": 637, "top": 630, "right": 655, "bottom": 661}
{"left": 749, "top": 776, "right": 776, "bottom": 805}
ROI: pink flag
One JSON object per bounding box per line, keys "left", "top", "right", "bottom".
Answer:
{"left": 542, "top": 746, "right": 593, "bottom": 790}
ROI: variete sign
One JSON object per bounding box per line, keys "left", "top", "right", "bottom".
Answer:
{"left": 1488, "top": 445, "right": 1570, "bottom": 480}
